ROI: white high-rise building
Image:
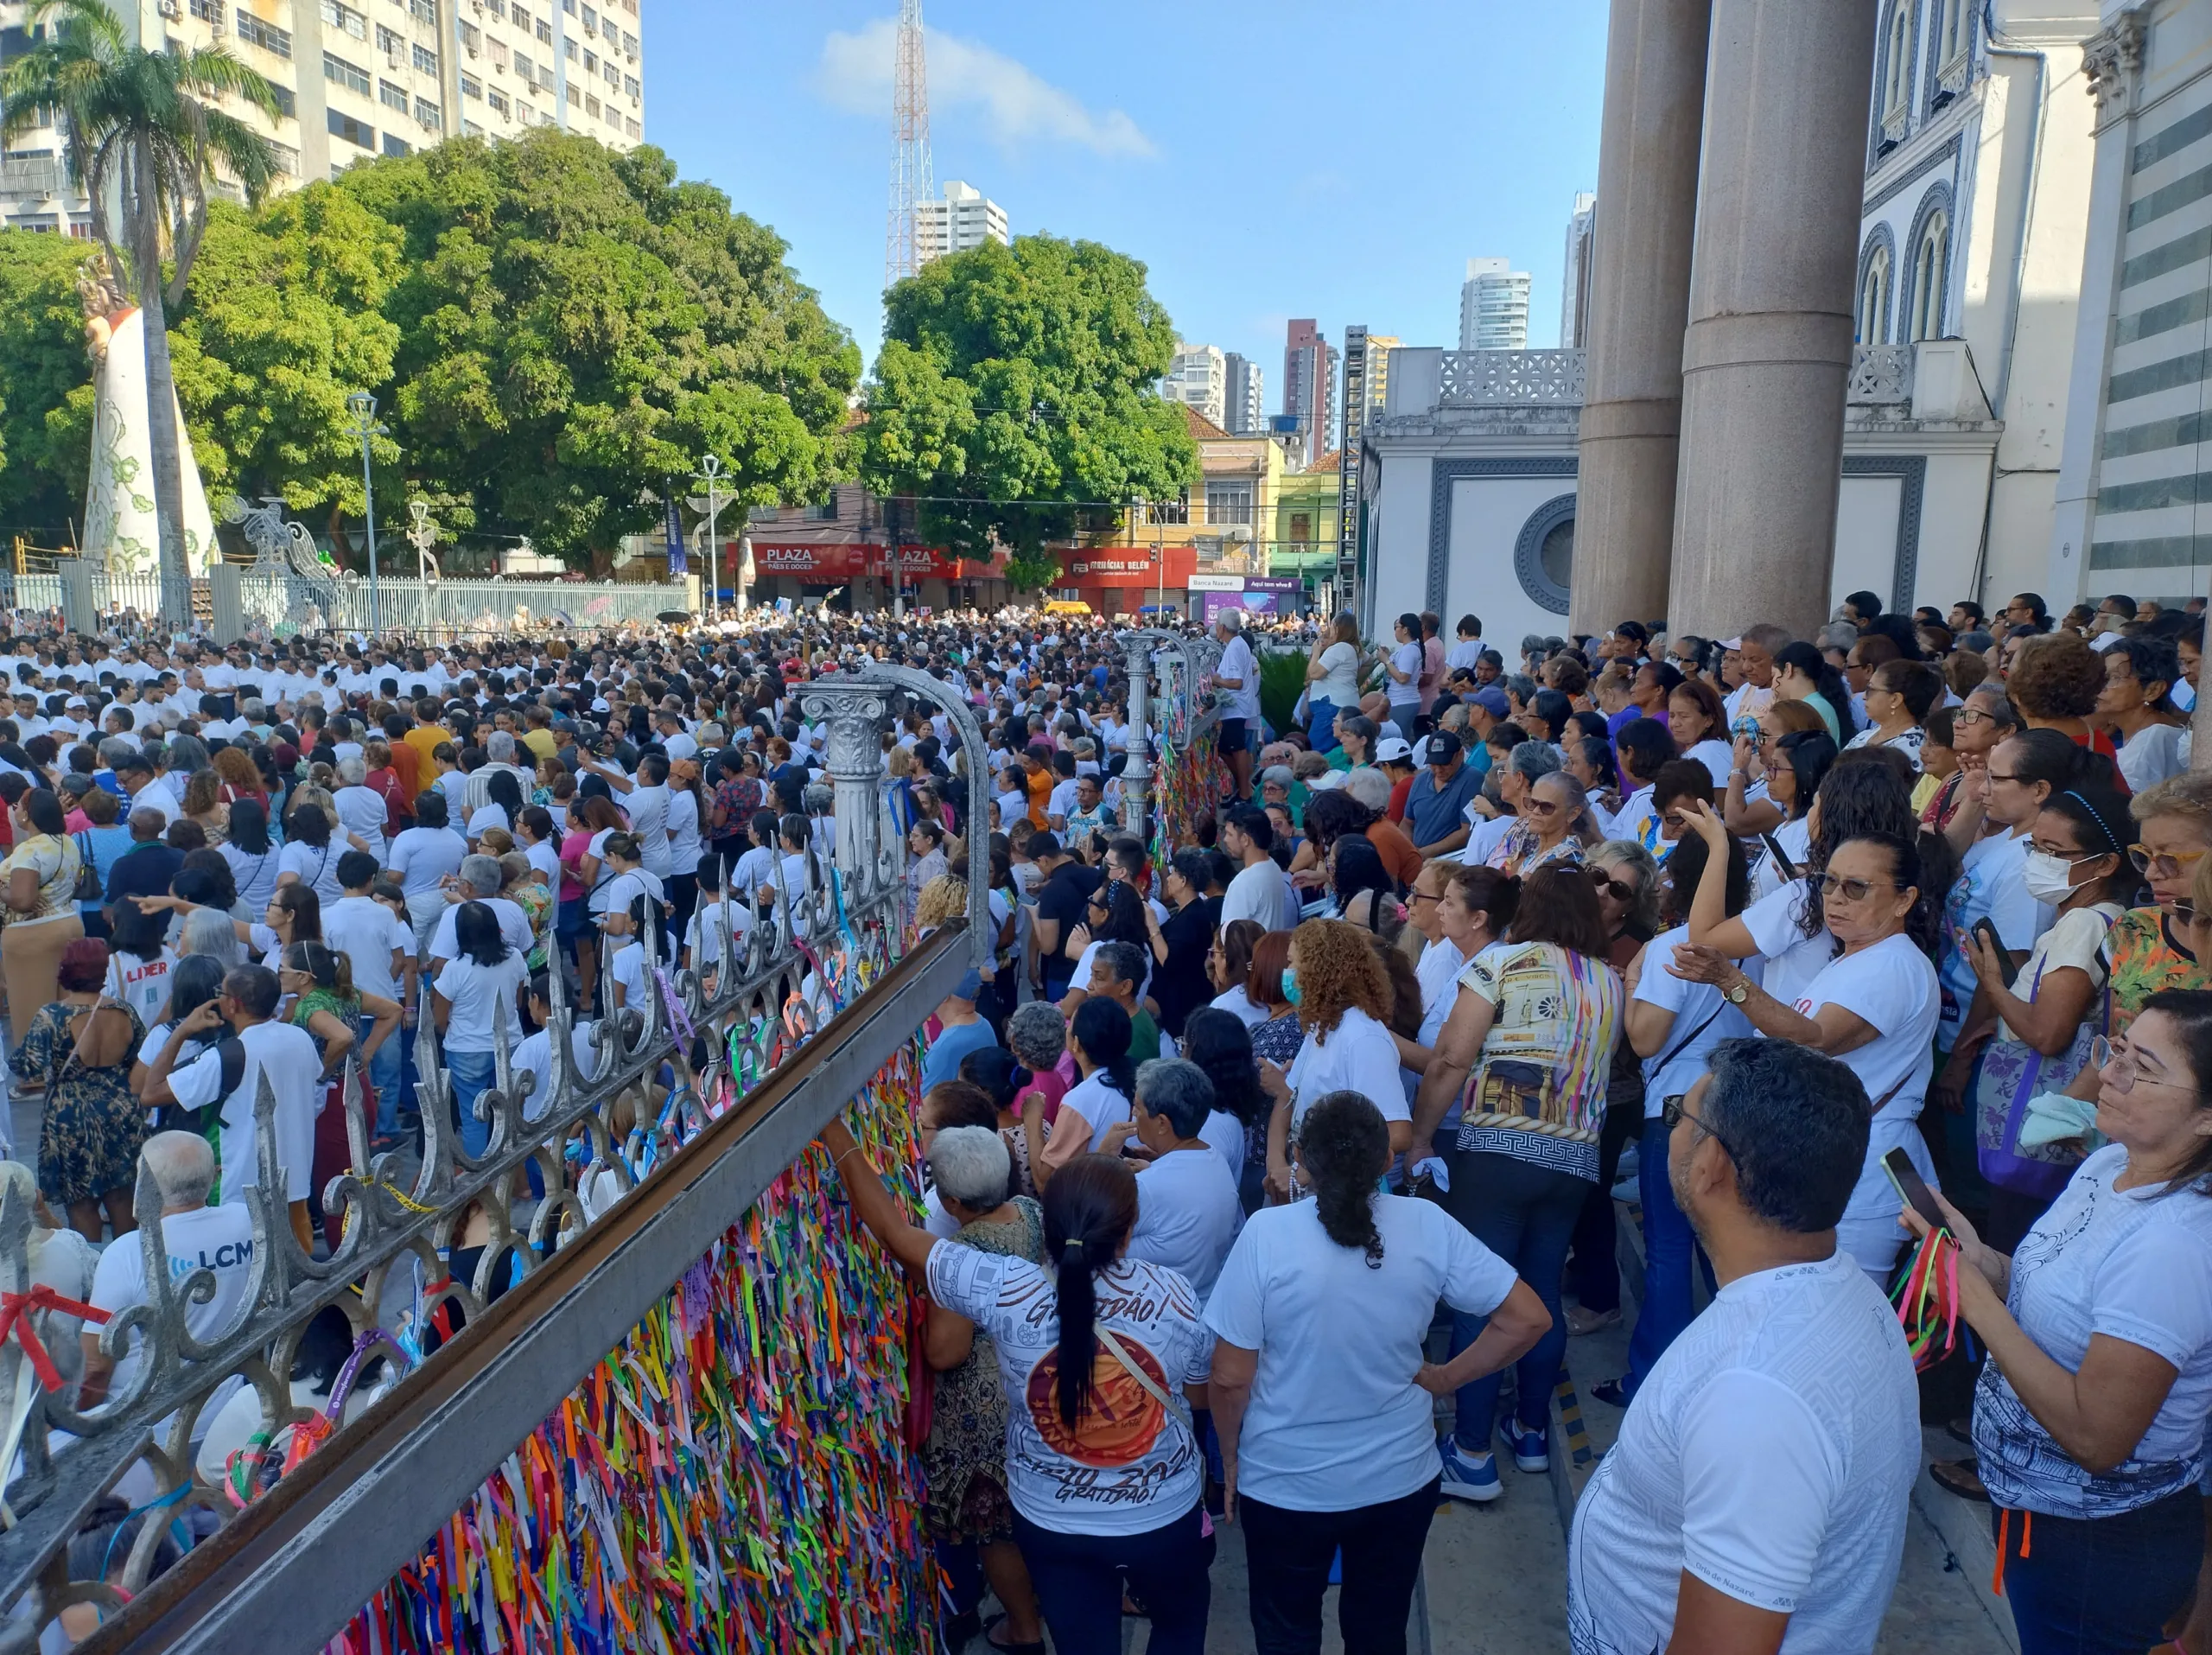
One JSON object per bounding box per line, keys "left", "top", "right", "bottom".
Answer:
{"left": 0, "top": 0, "right": 645, "bottom": 228}
{"left": 1223, "top": 352, "right": 1263, "bottom": 435}
{"left": 1560, "top": 193, "right": 1597, "bottom": 347}
{"left": 1162, "top": 343, "right": 1227, "bottom": 429}
{"left": 1459, "top": 257, "right": 1531, "bottom": 351}
{"left": 914, "top": 180, "right": 1009, "bottom": 267}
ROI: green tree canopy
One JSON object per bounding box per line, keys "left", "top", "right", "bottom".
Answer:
{"left": 858, "top": 234, "right": 1199, "bottom": 592}
{"left": 339, "top": 130, "right": 861, "bottom": 566}
{"left": 168, "top": 184, "right": 404, "bottom": 523}
{"left": 0, "top": 230, "right": 97, "bottom": 535}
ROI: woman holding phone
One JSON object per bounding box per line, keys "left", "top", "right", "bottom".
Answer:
{"left": 1901, "top": 989, "right": 2212, "bottom": 1655}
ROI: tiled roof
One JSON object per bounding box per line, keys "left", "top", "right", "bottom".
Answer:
{"left": 1179, "top": 403, "right": 1233, "bottom": 441}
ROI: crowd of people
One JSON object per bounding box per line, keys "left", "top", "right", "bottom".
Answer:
{"left": 0, "top": 587, "right": 2204, "bottom": 1653}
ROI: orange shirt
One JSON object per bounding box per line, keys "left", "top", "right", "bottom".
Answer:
{"left": 1026, "top": 766, "right": 1054, "bottom": 830}
{"left": 1366, "top": 819, "right": 1423, "bottom": 888}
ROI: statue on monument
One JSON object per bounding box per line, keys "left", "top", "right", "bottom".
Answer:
{"left": 76, "top": 249, "right": 217, "bottom": 578}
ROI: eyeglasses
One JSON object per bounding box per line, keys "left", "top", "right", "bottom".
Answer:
{"left": 1408, "top": 889, "right": 1443, "bottom": 907}
{"left": 1587, "top": 866, "right": 1635, "bottom": 903}
{"left": 1953, "top": 708, "right": 1994, "bottom": 727}
{"left": 1661, "top": 1094, "right": 1740, "bottom": 1162}
{"left": 2128, "top": 843, "right": 2211, "bottom": 878}
{"left": 1817, "top": 873, "right": 1900, "bottom": 902}
{"left": 1526, "top": 799, "right": 1562, "bottom": 818}
{"left": 2089, "top": 1034, "right": 2191, "bottom": 1093}
{"left": 1985, "top": 769, "right": 2023, "bottom": 785}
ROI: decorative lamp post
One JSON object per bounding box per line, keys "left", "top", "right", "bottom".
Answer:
{"left": 344, "top": 391, "right": 387, "bottom": 633}
{"left": 692, "top": 454, "right": 723, "bottom": 621}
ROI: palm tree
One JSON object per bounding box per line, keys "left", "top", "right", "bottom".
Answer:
{"left": 0, "top": 0, "right": 285, "bottom": 620}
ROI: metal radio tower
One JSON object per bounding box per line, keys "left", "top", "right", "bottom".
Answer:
{"left": 885, "top": 0, "right": 934, "bottom": 290}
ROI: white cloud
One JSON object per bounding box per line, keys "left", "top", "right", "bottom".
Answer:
{"left": 816, "top": 16, "right": 1157, "bottom": 160}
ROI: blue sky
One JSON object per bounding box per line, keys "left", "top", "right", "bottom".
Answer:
{"left": 645, "top": 3, "right": 1610, "bottom": 394}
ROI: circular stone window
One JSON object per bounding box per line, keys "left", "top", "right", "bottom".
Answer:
{"left": 1514, "top": 493, "right": 1576, "bottom": 615}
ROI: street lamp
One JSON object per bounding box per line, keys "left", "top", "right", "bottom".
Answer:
{"left": 344, "top": 391, "right": 387, "bottom": 633}
{"left": 692, "top": 453, "right": 723, "bottom": 622}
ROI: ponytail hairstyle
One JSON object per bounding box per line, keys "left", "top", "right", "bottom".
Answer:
{"left": 1040, "top": 1154, "right": 1141, "bottom": 1429}
{"left": 1774, "top": 641, "right": 1856, "bottom": 742}
{"left": 1831, "top": 831, "right": 1942, "bottom": 958}
{"left": 1070, "top": 996, "right": 1135, "bottom": 1101}
{"left": 1298, "top": 1090, "right": 1389, "bottom": 1268}
{"left": 283, "top": 939, "right": 353, "bottom": 1000}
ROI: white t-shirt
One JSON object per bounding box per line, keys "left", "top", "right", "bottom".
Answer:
{"left": 1567, "top": 1252, "right": 1919, "bottom": 1655}
{"left": 524, "top": 837, "right": 563, "bottom": 890}
{"left": 104, "top": 946, "right": 175, "bottom": 1029}
{"left": 2117, "top": 722, "right": 2186, "bottom": 793}
{"left": 665, "top": 790, "right": 702, "bottom": 875}
{"left": 1315, "top": 641, "right": 1362, "bottom": 707}
{"left": 1286, "top": 1006, "right": 1406, "bottom": 1127}
{"left": 167, "top": 1020, "right": 323, "bottom": 1204}
{"left": 1127, "top": 1147, "right": 1242, "bottom": 1308}
{"left": 1384, "top": 640, "right": 1422, "bottom": 710}
{"left": 1793, "top": 932, "right": 1944, "bottom": 1276}
{"left": 1974, "top": 1143, "right": 2212, "bottom": 1517}
{"left": 324, "top": 894, "right": 413, "bottom": 1002}
{"left": 1635, "top": 924, "right": 1755, "bottom": 1113}
{"left": 434, "top": 952, "right": 528, "bottom": 1053}
{"left": 428, "top": 895, "right": 533, "bottom": 964}
{"left": 1738, "top": 878, "right": 1837, "bottom": 1014}
{"left": 277, "top": 839, "right": 344, "bottom": 907}
{"left": 1205, "top": 1194, "right": 1518, "bottom": 1511}
{"left": 1209, "top": 986, "right": 1268, "bottom": 1029}
{"left": 1198, "top": 1108, "right": 1247, "bottom": 1191}
{"left": 512, "top": 1020, "right": 602, "bottom": 1123}
{"left": 684, "top": 898, "right": 753, "bottom": 971}
{"left": 1058, "top": 1072, "right": 1133, "bottom": 1151}
{"left": 1218, "top": 634, "right": 1262, "bottom": 722}
{"left": 465, "top": 802, "right": 510, "bottom": 843}
{"left": 627, "top": 784, "right": 672, "bottom": 877}
{"left": 1747, "top": 813, "right": 1812, "bottom": 907}
{"left": 334, "top": 785, "right": 389, "bottom": 849}
{"left": 387, "top": 825, "right": 466, "bottom": 900}
{"left": 926, "top": 1246, "right": 1211, "bottom": 1534}
{"left": 1414, "top": 937, "right": 1466, "bottom": 1049}
{"left": 89, "top": 1202, "right": 256, "bottom": 1408}
{"left": 1223, "top": 858, "right": 1294, "bottom": 933}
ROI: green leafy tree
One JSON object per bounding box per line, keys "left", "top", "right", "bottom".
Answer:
{"left": 859, "top": 234, "right": 1199, "bottom": 594}
{"left": 0, "top": 0, "right": 287, "bottom": 615}
{"left": 339, "top": 130, "right": 860, "bottom": 568}
{"left": 0, "top": 230, "right": 99, "bottom": 534}
{"left": 167, "top": 186, "right": 403, "bottom": 530}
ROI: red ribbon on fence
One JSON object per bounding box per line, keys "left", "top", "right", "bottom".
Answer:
{"left": 0, "top": 1288, "right": 110, "bottom": 1391}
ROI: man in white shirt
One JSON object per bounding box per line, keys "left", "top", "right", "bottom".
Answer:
{"left": 1121, "top": 1059, "right": 1241, "bottom": 1308}
{"left": 1218, "top": 805, "right": 1294, "bottom": 933}
{"left": 80, "top": 1132, "right": 255, "bottom": 1428}
{"left": 427, "top": 856, "right": 535, "bottom": 967}
{"left": 142, "top": 965, "right": 325, "bottom": 1228}
{"left": 326, "top": 851, "right": 416, "bottom": 1142}
{"left": 1213, "top": 612, "right": 1262, "bottom": 805}
{"left": 1567, "top": 1039, "right": 1919, "bottom": 1655}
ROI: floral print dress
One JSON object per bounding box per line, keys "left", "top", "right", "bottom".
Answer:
{"left": 925, "top": 1195, "right": 1044, "bottom": 1546}
{"left": 20, "top": 999, "right": 145, "bottom": 1207}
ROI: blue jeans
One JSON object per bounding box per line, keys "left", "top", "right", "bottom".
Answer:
{"left": 448, "top": 1047, "right": 497, "bottom": 1159}
{"left": 1625, "top": 1113, "right": 1716, "bottom": 1396}
{"left": 1995, "top": 1486, "right": 2202, "bottom": 1654}
{"left": 1446, "top": 1149, "right": 1586, "bottom": 1450}
{"left": 360, "top": 1014, "right": 404, "bottom": 1136}
{"left": 1307, "top": 697, "right": 1339, "bottom": 751}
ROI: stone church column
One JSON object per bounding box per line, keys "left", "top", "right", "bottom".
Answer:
{"left": 1666, "top": 0, "right": 1880, "bottom": 641}
{"left": 1568, "top": 0, "right": 1713, "bottom": 636}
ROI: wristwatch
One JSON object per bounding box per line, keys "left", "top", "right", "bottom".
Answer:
{"left": 1724, "top": 977, "right": 1751, "bottom": 1006}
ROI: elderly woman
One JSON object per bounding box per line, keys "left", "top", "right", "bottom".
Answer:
{"left": 2101, "top": 773, "right": 2212, "bottom": 1029}
{"left": 906, "top": 818, "right": 950, "bottom": 923}
{"left": 1904, "top": 989, "right": 2212, "bottom": 1655}
{"left": 1408, "top": 864, "right": 1624, "bottom": 1499}
{"left": 1490, "top": 767, "right": 1595, "bottom": 877}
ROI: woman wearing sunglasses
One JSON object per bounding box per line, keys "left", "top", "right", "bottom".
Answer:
{"left": 2100, "top": 773, "right": 2212, "bottom": 1036}
{"left": 1899, "top": 990, "right": 2212, "bottom": 1655}
{"left": 1671, "top": 815, "right": 1943, "bottom": 1283}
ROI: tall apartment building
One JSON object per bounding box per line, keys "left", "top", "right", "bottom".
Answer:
{"left": 1459, "top": 256, "right": 1531, "bottom": 351}
{"left": 1363, "top": 334, "right": 1401, "bottom": 414}
{"left": 914, "top": 180, "right": 1008, "bottom": 267}
{"left": 1161, "top": 343, "right": 1226, "bottom": 430}
{"left": 1223, "top": 352, "right": 1263, "bottom": 436}
{"left": 1560, "top": 193, "right": 1596, "bottom": 347}
{"left": 0, "top": 0, "right": 643, "bottom": 230}
{"left": 1281, "top": 320, "right": 1337, "bottom": 471}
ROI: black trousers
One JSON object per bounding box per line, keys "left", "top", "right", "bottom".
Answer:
{"left": 1239, "top": 1477, "right": 1440, "bottom": 1655}
{"left": 1566, "top": 1102, "right": 1641, "bottom": 1314}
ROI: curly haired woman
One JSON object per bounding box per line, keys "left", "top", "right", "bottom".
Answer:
{"left": 1258, "top": 918, "right": 1405, "bottom": 1202}
{"left": 2007, "top": 631, "right": 2118, "bottom": 762}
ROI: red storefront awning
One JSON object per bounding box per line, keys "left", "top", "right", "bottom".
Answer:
{"left": 1060, "top": 546, "right": 1198, "bottom": 589}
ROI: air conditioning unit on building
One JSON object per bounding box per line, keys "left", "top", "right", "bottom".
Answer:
{"left": 465, "top": 41, "right": 477, "bottom": 54}
{"left": 156, "top": 0, "right": 181, "bottom": 19}
{"left": 207, "top": 16, "right": 226, "bottom": 34}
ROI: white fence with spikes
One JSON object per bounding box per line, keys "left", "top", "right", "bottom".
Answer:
{"left": 0, "top": 664, "right": 988, "bottom": 1646}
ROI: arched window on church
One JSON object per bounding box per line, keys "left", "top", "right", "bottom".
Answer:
{"left": 1909, "top": 210, "right": 1949, "bottom": 341}
{"left": 1859, "top": 244, "right": 1893, "bottom": 345}
{"left": 1882, "top": 2, "right": 1915, "bottom": 122}
{"left": 1933, "top": 0, "right": 1968, "bottom": 78}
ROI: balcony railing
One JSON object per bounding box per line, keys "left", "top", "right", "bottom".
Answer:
{"left": 1425, "top": 345, "right": 1916, "bottom": 411}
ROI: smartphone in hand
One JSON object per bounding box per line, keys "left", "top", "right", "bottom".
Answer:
{"left": 1969, "top": 916, "right": 2019, "bottom": 989}
{"left": 1882, "top": 1147, "right": 1947, "bottom": 1232}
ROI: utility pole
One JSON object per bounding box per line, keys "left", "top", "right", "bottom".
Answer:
{"left": 345, "top": 391, "right": 387, "bottom": 633}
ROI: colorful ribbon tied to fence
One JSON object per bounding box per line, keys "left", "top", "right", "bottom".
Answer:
{"left": 331, "top": 1035, "right": 933, "bottom": 1654}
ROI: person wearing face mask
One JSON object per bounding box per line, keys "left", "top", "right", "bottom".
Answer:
{"left": 1931, "top": 731, "right": 2080, "bottom": 1127}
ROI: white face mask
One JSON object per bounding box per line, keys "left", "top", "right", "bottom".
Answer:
{"left": 2021, "top": 849, "right": 2083, "bottom": 906}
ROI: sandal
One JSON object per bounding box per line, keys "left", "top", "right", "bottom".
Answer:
{"left": 1589, "top": 1377, "right": 1631, "bottom": 1409}
{"left": 981, "top": 1613, "right": 1044, "bottom": 1655}
{"left": 1929, "top": 1457, "right": 1988, "bottom": 1503}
